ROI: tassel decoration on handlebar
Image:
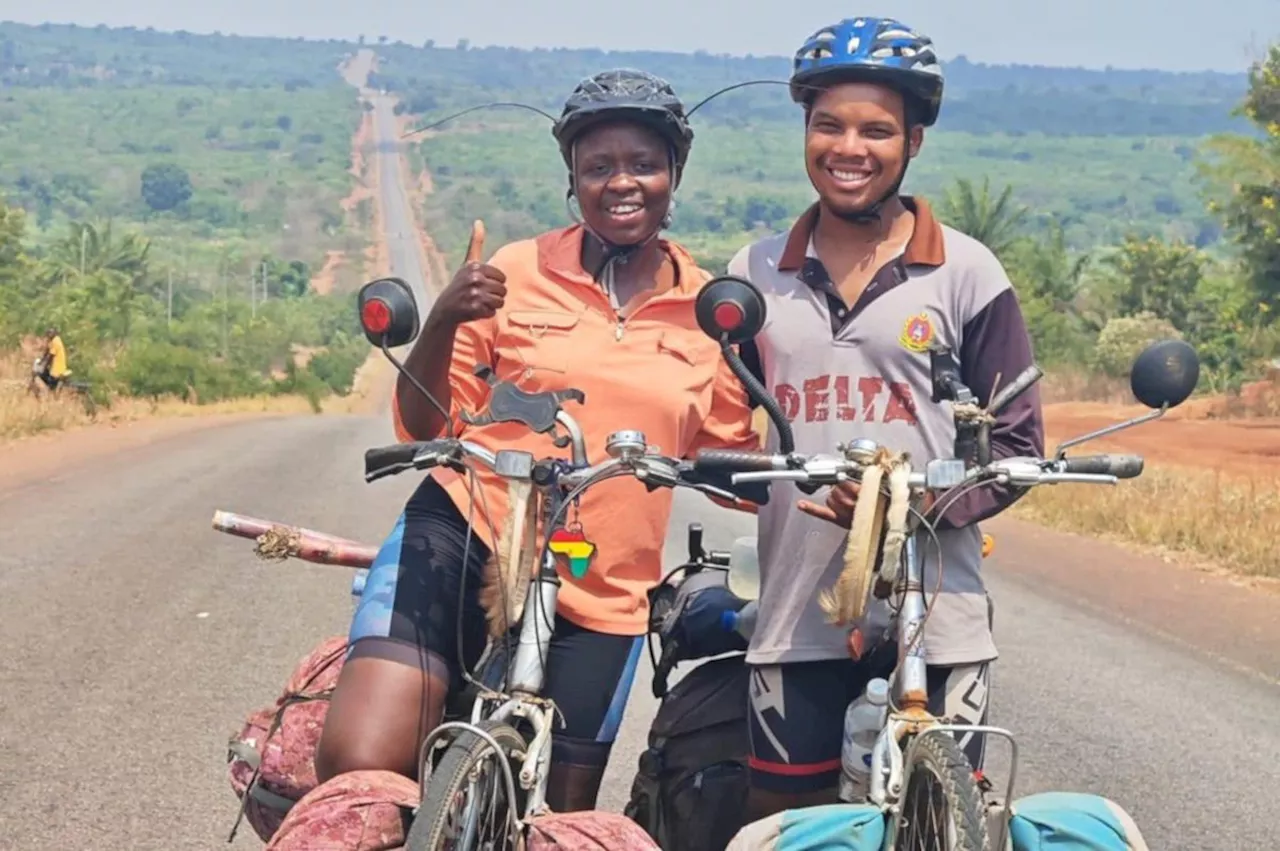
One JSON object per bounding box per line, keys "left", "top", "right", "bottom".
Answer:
{"left": 818, "top": 447, "right": 912, "bottom": 629}
{"left": 479, "top": 478, "right": 540, "bottom": 639}
{"left": 875, "top": 455, "right": 913, "bottom": 591}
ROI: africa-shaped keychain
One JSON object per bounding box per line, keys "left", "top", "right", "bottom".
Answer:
{"left": 548, "top": 500, "right": 597, "bottom": 579}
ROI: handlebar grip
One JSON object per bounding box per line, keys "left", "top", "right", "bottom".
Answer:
{"left": 1062, "top": 454, "right": 1144, "bottom": 479}
{"left": 364, "top": 440, "right": 451, "bottom": 480}
{"left": 694, "top": 449, "right": 784, "bottom": 474}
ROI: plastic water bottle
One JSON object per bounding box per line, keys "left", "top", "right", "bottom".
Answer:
{"left": 720, "top": 600, "right": 758, "bottom": 640}
{"left": 838, "top": 677, "right": 890, "bottom": 803}
{"left": 730, "top": 537, "right": 758, "bottom": 584}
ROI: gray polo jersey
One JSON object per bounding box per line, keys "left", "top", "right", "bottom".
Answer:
{"left": 729, "top": 197, "right": 1045, "bottom": 667}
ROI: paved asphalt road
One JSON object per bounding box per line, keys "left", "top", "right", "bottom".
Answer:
{"left": 2, "top": 79, "right": 1277, "bottom": 851}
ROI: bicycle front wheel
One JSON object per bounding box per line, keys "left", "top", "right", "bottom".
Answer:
{"left": 405, "top": 720, "right": 528, "bottom": 851}
{"left": 893, "top": 733, "right": 988, "bottom": 851}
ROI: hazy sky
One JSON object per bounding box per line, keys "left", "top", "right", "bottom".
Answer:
{"left": 2, "top": 1, "right": 1277, "bottom": 73}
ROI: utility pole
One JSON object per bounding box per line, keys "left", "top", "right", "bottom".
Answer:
{"left": 167, "top": 268, "right": 173, "bottom": 329}
{"left": 221, "top": 265, "right": 228, "bottom": 359}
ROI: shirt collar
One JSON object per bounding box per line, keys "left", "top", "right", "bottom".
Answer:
{"left": 777, "top": 195, "right": 946, "bottom": 273}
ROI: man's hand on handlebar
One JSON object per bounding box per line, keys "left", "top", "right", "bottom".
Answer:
{"left": 797, "top": 479, "right": 860, "bottom": 527}
{"left": 797, "top": 479, "right": 937, "bottom": 529}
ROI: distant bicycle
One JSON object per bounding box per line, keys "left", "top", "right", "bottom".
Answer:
{"left": 27, "top": 354, "right": 98, "bottom": 418}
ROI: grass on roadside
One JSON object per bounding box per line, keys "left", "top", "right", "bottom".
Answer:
{"left": 0, "top": 348, "right": 394, "bottom": 441}
{"left": 1011, "top": 465, "right": 1280, "bottom": 578}
{"left": 752, "top": 406, "right": 1280, "bottom": 578}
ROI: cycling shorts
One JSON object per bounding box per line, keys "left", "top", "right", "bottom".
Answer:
{"left": 747, "top": 643, "right": 992, "bottom": 794}
{"left": 348, "top": 475, "right": 644, "bottom": 759}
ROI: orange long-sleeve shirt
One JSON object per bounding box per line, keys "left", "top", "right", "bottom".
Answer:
{"left": 392, "top": 224, "right": 760, "bottom": 635}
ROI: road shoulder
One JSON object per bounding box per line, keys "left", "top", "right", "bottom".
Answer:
{"left": 985, "top": 515, "right": 1280, "bottom": 687}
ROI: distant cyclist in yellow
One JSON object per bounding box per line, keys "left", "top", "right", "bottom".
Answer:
{"left": 38, "top": 326, "right": 70, "bottom": 392}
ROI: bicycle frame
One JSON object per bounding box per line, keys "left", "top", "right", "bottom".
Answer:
{"left": 417, "top": 486, "right": 570, "bottom": 822}
{"left": 869, "top": 527, "right": 1019, "bottom": 851}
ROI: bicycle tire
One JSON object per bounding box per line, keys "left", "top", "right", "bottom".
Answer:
{"left": 405, "top": 720, "right": 528, "bottom": 851}
{"left": 893, "top": 732, "right": 988, "bottom": 851}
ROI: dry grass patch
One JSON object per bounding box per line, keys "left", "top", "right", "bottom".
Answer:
{"left": 750, "top": 396, "right": 1280, "bottom": 578}
{"left": 0, "top": 349, "right": 395, "bottom": 443}
{"left": 1012, "top": 464, "right": 1280, "bottom": 578}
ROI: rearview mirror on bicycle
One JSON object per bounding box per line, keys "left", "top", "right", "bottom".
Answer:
{"left": 357, "top": 276, "right": 420, "bottom": 349}
{"left": 1130, "top": 338, "right": 1200, "bottom": 410}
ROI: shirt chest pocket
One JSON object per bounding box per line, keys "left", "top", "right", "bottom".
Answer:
{"left": 653, "top": 328, "right": 719, "bottom": 407}
{"left": 496, "top": 310, "right": 582, "bottom": 384}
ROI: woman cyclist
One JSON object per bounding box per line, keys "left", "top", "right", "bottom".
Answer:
{"left": 315, "top": 68, "right": 761, "bottom": 812}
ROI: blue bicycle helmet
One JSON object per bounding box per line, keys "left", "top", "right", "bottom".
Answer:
{"left": 790, "top": 17, "right": 944, "bottom": 126}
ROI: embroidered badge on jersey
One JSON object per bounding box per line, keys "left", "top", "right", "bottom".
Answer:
{"left": 898, "top": 312, "right": 935, "bottom": 352}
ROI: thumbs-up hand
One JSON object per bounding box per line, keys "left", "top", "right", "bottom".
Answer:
{"left": 430, "top": 220, "right": 508, "bottom": 328}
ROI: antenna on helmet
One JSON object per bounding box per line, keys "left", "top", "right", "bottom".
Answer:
{"left": 685, "top": 79, "right": 793, "bottom": 117}
{"left": 684, "top": 78, "right": 845, "bottom": 117}
{"left": 400, "top": 101, "right": 557, "bottom": 140}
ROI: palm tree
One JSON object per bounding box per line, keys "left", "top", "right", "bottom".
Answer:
{"left": 41, "top": 220, "right": 153, "bottom": 340}
{"left": 44, "top": 220, "right": 150, "bottom": 285}
{"left": 1016, "top": 223, "right": 1091, "bottom": 307}
{"left": 938, "top": 177, "right": 1030, "bottom": 259}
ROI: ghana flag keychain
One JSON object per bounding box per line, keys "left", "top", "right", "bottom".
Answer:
{"left": 548, "top": 506, "right": 597, "bottom": 579}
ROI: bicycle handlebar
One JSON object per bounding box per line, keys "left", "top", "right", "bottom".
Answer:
{"left": 1059, "top": 453, "right": 1144, "bottom": 479}
{"left": 363, "top": 436, "right": 770, "bottom": 506}
{"left": 364, "top": 438, "right": 498, "bottom": 482}
{"left": 693, "top": 446, "right": 1145, "bottom": 492}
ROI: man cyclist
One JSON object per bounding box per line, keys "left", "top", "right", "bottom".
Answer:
{"left": 37, "top": 327, "right": 70, "bottom": 393}
{"left": 727, "top": 17, "right": 1045, "bottom": 820}
{"left": 316, "top": 69, "right": 762, "bottom": 813}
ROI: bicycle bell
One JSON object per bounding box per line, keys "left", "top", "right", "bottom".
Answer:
{"left": 840, "top": 438, "right": 880, "bottom": 465}
{"left": 605, "top": 430, "right": 648, "bottom": 459}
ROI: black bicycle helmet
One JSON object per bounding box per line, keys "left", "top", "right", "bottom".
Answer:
{"left": 552, "top": 68, "right": 695, "bottom": 185}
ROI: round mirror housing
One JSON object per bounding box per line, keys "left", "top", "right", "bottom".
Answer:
{"left": 1130, "top": 339, "right": 1200, "bottom": 410}
{"left": 695, "top": 275, "right": 766, "bottom": 345}
{"left": 358, "top": 277, "right": 419, "bottom": 348}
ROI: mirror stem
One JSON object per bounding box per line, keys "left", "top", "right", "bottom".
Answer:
{"left": 380, "top": 339, "right": 456, "bottom": 439}
{"left": 1052, "top": 404, "right": 1167, "bottom": 460}
{"left": 718, "top": 336, "right": 795, "bottom": 455}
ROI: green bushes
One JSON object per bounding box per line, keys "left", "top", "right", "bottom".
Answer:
{"left": 112, "top": 340, "right": 266, "bottom": 402}
{"left": 1091, "top": 314, "right": 1183, "bottom": 378}
{"left": 306, "top": 332, "right": 367, "bottom": 395}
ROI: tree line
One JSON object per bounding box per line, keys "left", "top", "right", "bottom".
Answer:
{"left": 0, "top": 209, "right": 368, "bottom": 410}
{"left": 935, "top": 47, "right": 1280, "bottom": 392}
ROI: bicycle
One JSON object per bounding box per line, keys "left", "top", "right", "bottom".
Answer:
{"left": 216, "top": 275, "right": 769, "bottom": 850}
{"left": 684, "top": 274, "right": 1201, "bottom": 851}
{"left": 27, "top": 353, "right": 99, "bottom": 418}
